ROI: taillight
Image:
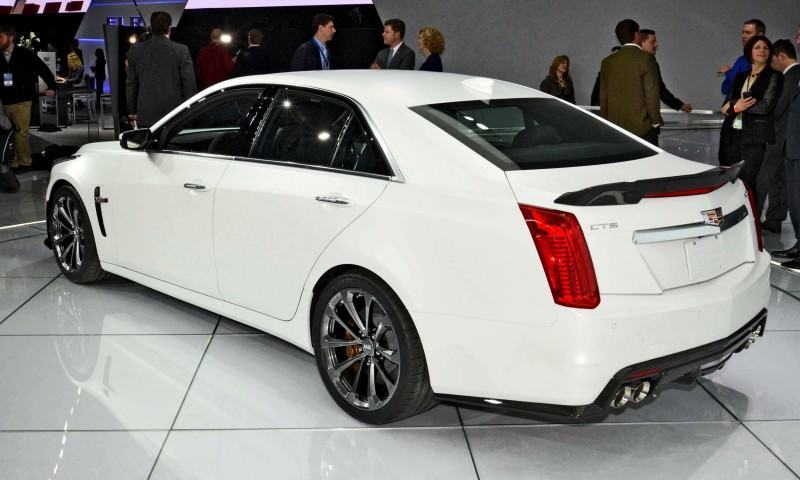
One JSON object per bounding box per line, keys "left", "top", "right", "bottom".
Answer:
{"left": 745, "top": 184, "right": 763, "bottom": 252}
{"left": 519, "top": 204, "right": 600, "bottom": 309}
{"left": 642, "top": 183, "right": 724, "bottom": 198}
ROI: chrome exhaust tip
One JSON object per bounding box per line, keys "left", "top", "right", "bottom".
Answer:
{"left": 630, "top": 381, "right": 651, "bottom": 404}
{"left": 744, "top": 330, "right": 760, "bottom": 349}
{"left": 610, "top": 385, "right": 632, "bottom": 409}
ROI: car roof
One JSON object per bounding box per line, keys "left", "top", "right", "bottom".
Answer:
{"left": 212, "top": 70, "right": 548, "bottom": 107}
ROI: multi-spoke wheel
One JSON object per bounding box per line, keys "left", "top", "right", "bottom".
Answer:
{"left": 312, "top": 271, "right": 436, "bottom": 424}
{"left": 47, "top": 185, "right": 109, "bottom": 283}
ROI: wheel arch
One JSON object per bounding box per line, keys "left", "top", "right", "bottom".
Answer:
{"left": 308, "top": 264, "right": 416, "bottom": 344}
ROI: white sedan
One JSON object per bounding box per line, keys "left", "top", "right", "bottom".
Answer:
{"left": 45, "top": 71, "right": 770, "bottom": 423}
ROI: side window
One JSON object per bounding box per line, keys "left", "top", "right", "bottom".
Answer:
{"left": 252, "top": 91, "right": 351, "bottom": 167}
{"left": 332, "top": 115, "right": 391, "bottom": 176}
{"left": 160, "top": 88, "right": 265, "bottom": 156}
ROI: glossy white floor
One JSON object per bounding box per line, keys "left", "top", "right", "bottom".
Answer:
{"left": 2, "top": 172, "right": 800, "bottom": 479}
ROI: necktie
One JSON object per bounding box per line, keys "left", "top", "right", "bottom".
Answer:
{"left": 387, "top": 49, "right": 394, "bottom": 67}
{"left": 320, "top": 46, "right": 329, "bottom": 70}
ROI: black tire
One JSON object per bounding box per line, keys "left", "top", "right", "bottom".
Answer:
{"left": 312, "top": 271, "right": 437, "bottom": 424}
{"left": 47, "top": 184, "right": 109, "bottom": 283}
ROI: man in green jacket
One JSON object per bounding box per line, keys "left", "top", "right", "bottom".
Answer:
{"left": 600, "top": 19, "right": 662, "bottom": 145}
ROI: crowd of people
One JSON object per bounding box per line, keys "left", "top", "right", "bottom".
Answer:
{"left": 565, "top": 18, "right": 799, "bottom": 268}
{"left": 1, "top": 11, "right": 800, "bottom": 266}
{"left": 122, "top": 12, "right": 446, "bottom": 130}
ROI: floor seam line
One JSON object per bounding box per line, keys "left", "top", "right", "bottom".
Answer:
{"left": 456, "top": 408, "right": 482, "bottom": 480}
{"left": 771, "top": 284, "right": 800, "bottom": 304}
{"left": 145, "top": 316, "right": 221, "bottom": 480}
{"left": 740, "top": 422, "right": 800, "bottom": 479}
{"left": 0, "top": 276, "right": 59, "bottom": 327}
{"left": 0, "top": 232, "right": 46, "bottom": 245}
{"left": 698, "top": 381, "right": 800, "bottom": 479}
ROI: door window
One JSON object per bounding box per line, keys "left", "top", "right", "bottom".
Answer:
{"left": 159, "top": 88, "right": 266, "bottom": 157}
{"left": 332, "top": 115, "right": 391, "bottom": 176}
{"left": 252, "top": 91, "right": 350, "bottom": 167}
{"left": 251, "top": 90, "right": 392, "bottom": 176}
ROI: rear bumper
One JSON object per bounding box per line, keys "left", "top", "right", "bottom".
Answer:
{"left": 437, "top": 308, "right": 767, "bottom": 422}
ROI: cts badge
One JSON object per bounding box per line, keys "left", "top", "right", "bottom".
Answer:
{"left": 701, "top": 207, "right": 724, "bottom": 226}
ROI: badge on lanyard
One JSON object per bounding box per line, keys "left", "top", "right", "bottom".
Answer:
{"left": 3, "top": 73, "right": 11, "bottom": 87}
{"left": 733, "top": 113, "right": 743, "bottom": 130}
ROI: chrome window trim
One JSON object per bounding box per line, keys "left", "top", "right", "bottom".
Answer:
{"left": 232, "top": 155, "right": 395, "bottom": 182}
{"left": 152, "top": 82, "right": 405, "bottom": 183}
{"left": 157, "top": 150, "right": 237, "bottom": 162}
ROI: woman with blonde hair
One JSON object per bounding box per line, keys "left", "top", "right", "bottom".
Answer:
{"left": 539, "top": 55, "right": 575, "bottom": 104}
{"left": 418, "top": 27, "right": 444, "bottom": 72}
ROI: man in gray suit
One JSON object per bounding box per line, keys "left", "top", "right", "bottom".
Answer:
{"left": 370, "top": 19, "right": 415, "bottom": 70}
{"left": 779, "top": 83, "right": 800, "bottom": 269}
{"left": 761, "top": 40, "right": 800, "bottom": 238}
{"left": 126, "top": 11, "right": 196, "bottom": 128}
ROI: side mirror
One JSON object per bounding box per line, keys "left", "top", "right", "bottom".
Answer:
{"left": 119, "top": 128, "right": 152, "bottom": 150}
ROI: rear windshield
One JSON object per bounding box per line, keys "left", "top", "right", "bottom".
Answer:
{"left": 411, "top": 98, "right": 657, "bottom": 170}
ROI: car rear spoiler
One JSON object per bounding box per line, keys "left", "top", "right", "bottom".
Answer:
{"left": 554, "top": 163, "right": 742, "bottom": 206}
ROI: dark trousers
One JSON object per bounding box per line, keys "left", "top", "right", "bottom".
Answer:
{"left": 642, "top": 128, "right": 659, "bottom": 147}
{"left": 724, "top": 130, "right": 766, "bottom": 200}
{"left": 786, "top": 155, "right": 800, "bottom": 244}
{"left": 756, "top": 140, "right": 788, "bottom": 221}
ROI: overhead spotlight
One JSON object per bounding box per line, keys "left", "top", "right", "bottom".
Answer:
{"left": 475, "top": 122, "right": 489, "bottom": 131}
{"left": 282, "top": 100, "right": 292, "bottom": 108}
{"left": 128, "top": 34, "right": 137, "bottom": 44}
{"left": 220, "top": 33, "right": 232, "bottom": 44}
{"left": 317, "top": 131, "right": 331, "bottom": 141}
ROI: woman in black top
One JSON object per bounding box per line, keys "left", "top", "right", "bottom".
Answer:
{"left": 539, "top": 55, "right": 575, "bottom": 104}
{"left": 418, "top": 27, "right": 444, "bottom": 72}
{"left": 720, "top": 36, "right": 781, "bottom": 198}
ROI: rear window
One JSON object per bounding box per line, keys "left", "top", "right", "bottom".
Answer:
{"left": 411, "top": 98, "right": 656, "bottom": 170}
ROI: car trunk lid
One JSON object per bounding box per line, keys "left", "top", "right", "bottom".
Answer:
{"left": 506, "top": 155, "right": 758, "bottom": 295}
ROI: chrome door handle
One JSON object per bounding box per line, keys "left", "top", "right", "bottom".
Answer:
{"left": 183, "top": 183, "right": 207, "bottom": 191}
{"left": 315, "top": 195, "right": 350, "bottom": 205}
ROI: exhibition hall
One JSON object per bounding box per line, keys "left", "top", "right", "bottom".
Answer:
{"left": 1, "top": 0, "right": 800, "bottom": 478}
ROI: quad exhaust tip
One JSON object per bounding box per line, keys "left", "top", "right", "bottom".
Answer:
{"left": 611, "top": 381, "right": 652, "bottom": 409}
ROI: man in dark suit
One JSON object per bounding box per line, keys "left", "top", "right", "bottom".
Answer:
{"left": 290, "top": 14, "right": 335, "bottom": 72}
{"left": 600, "top": 19, "right": 662, "bottom": 144}
{"left": 0, "top": 25, "right": 56, "bottom": 173}
{"left": 760, "top": 40, "right": 800, "bottom": 235}
{"left": 778, "top": 76, "right": 800, "bottom": 269}
{"left": 768, "top": 42, "right": 800, "bottom": 263}
{"left": 370, "top": 18, "right": 415, "bottom": 70}
{"left": 233, "top": 29, "right": 270, "bottom": 77}
{"left": 126, "top": 11, "right": 196, "bottom": 128}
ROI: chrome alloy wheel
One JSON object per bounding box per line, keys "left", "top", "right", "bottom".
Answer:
{"left": 320, "top": 289, "right": 401, "bottom": 411}
{"left": 50, "top": 194, "right": 85, "bottom": 273}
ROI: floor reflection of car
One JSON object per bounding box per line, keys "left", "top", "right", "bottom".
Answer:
{"left": 44, "top": 71, "right": 770, "bottom": 423}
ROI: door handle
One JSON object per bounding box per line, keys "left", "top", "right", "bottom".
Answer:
{"left": 183, "top": 183, "right": 207, "bottom": 191}
{"left": 315, "top": 195, "right": 350, "bottom": 205}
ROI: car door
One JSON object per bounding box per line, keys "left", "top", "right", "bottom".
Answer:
{"left": 111, "top": 87, "right": 266, "bottom": 296}
{"left": 213, "top": 88, "right": 393, "bottom": 320}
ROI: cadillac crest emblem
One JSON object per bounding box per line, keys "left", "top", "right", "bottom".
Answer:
{"left": 701, "top": 207, "right": 724, "bottom": 226}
